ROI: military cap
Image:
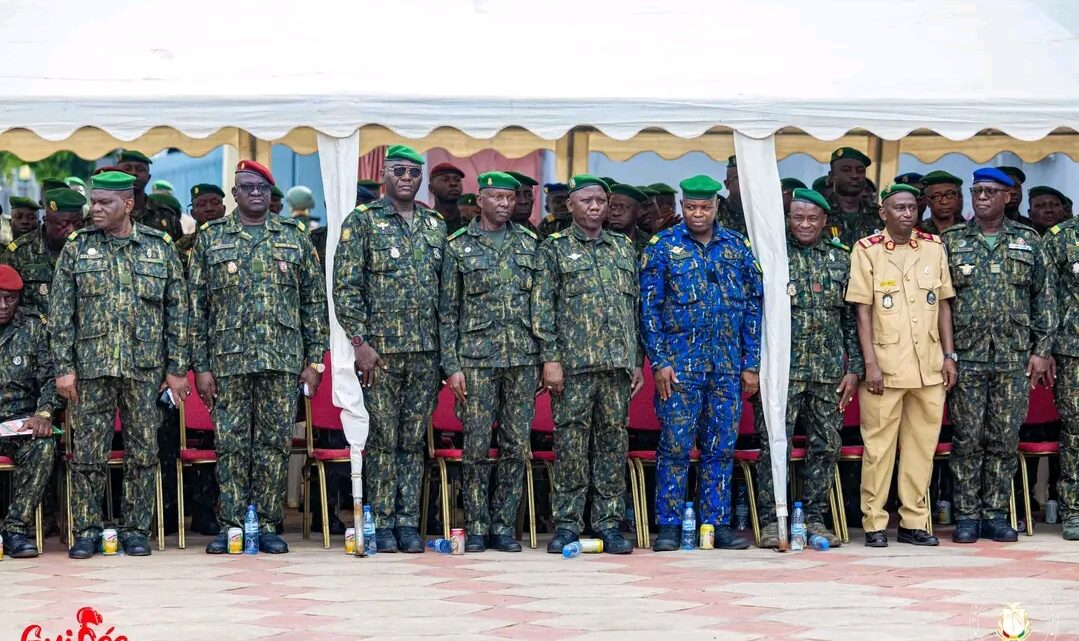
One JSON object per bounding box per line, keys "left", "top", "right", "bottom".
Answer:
{"left": 92, "top": 165, "right": 123, "bottom": 176}
{"left": 148, "top": 192, "right": 183, "bottom": 215}
{"left": 972, "top": 167, "right": 1015, "bottom": 187}
{"left": 780, "top": 177, "right": 807, "bottom": 191}
{"left": 727, "top": 155, "right": 737, "bottom": 168}
{"left": 790, "top": 188, "right": 830, "bottom": 212}
{"left": 812, "top": 175, "right": 829, "bottom": 192}
{"left": 647, "top": 183, "right": 677, "bottom": 195}
{"left": 921, "top": 170, "right": 963, "bottom": 187}
{"left": 458, "top": 193, "right": 478, "bottom": 206}
{"left": 40, "top": 177, "right": 68, "bottom": 192}
{"left": 117, "top": 150, "right": 153, "bottom": 165}
{"left": 91, "top": 170, "right": 137, "bottom": 191}
{"left": 65, "top": 177, "right": 86, "bottom": 189}
{"left": 151, "top": 179, "right": 174, "bottom": 192}
{"left": 270, "top": 185, "right": 284, "bottom": 198}
{"left": 43, "top": 188, "right": 87, "bottom": 213}
{"left": 0, "top": 265, "right": 24, "bottom": 292}
{"left": 384, "top": 144, "right": 425, "bottom": 165}
{"left": 637, "top": 185, "right": 658, "bottom": 197}
{"left": 830, "top": 146, "right": 872, "bottom": 167}
{"left": 356, "top": 185, "right": 378, "bottom": 202}
{"left": 679, "top": 175, "right": 723, "bottom": 200}
{"left": 286, "top": 186, "right": 315, "bottom": 210}
{"left": 599, "top": 177, "right": 619, "bottom": 187}
{"left": 505, "top": 171, "right": 538, "bottom": 187}
{"left": 236, "top": 159, "right": 276, "bottom": 185}
{"left": 1029, "top": 185, "right": 1066, "bottom": 203}
{"left": 567, "top": 174, "right": 610, "bottom": 194}
{"left": 997, "top": 165, "right": 1026, "bottom": 184}
{"left": 894, "top": 172, "right": 923, "bottom": 185}
{"left": 880, "top": 183, "right": 921, "bottom": 202}
{"left": 429, "top": 162, "right": 464, "bottom": 178}
{"left": 357, "top": 179, "right": 381, "bottom": 190}
{"left": 610, "top": 183, "right": 648, "bottom": 203}
{"left": 543, "top": 182, "right": 568, "bottom": 194}
{"left": 477, "top": 171, "right": 520, "bottom": 191}
{"left": 191, "top": 183, "right": 226, "bottom": 199}
{"left": 8, "top": 195, "right": 41, "bottom": 211}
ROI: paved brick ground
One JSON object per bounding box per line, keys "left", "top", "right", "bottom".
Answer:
{"left": 3, "top": 525, "right": 1078, "bottom": 641}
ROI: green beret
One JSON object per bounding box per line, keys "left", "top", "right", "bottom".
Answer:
{"left": 191, "top": 183, "right": 226, "bottom": 199}
{"left": 151, "top": 179, "right": 174, "bottom": 192}
{"left": 457, "top": 193, "right": 477, "bottom": 206}
{"left": 920, "top": 170, "right": 963, "bottom": 187}
{"left": 610, "top": 183, "right": 648, "bottom": 203}
{"left": 880, "top": 183, "right": 921, "bottom": 202}
{"left": 679, "top": 175, "right": 723, "bottom": 200}
{"left": 790, "top": 188, "right": 830, "bottom": 212}
{"left": 91, "top": 170, "right": 137, "bottom": 191}
{"left": 830, "top": 146, "right": 872, "bottom": 167}
{"left": 270, "top": 185, "right": 284, "bottom": 198}
{"left": 384, "top": 144, "right": 425, "bottom": 165}
{"left": 117, "top": 150, "right": 153, "bottom": 165}
{"left": 780, "top": 177, "right": 807, "bottom": 191}
{"left": 505, "top": 171, "right": 538, "bottom": 187}
{"left": 727, "top": 155, "right": 737, "bottom": 168}
{"left": 567, "top": 174, "right": 610, "bottom": 194}
{"left": 599, "top": 177, "right": 619, "bottom": 188}
{"left": 43, "top": 188, "right": 87, "bottom": 213}
{"left": 648, "top": 183, "right": 677, "bottom": 195}
{"left": 65, "top": 177, "right": 86, "bottom": 188}
{"left": 148, "top": 192, "right": 183, "bottom": 215}
{"left": 637, "top": 186, "right": 658, "bottom": 197}
{"left": 812, "top": 176, "right": 829, "bottom": 192}
{"left": 40, "top": 178, "right": 68, "bottom": 192}
{"left": 997, "top": 165, "right": 1026, "bottom": 184}
{"left": 8, "top": 195, "right": 41, "bottom": 211}
{"left": 477, "top": 171, "right": 521, "bottom": 191}
{"left": 357, "top": 179, "right": 382, "bottom": 190}
{"left": 1029, "top": 186, "right": 1066, "bottom": 203}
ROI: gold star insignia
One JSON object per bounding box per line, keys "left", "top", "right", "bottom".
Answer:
{"left": 49, "top": 201, "right": 57, "bottom": 212}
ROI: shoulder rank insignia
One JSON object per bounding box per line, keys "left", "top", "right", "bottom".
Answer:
{"left": 199, "top": 222, "right": 210, "bottom": 231}
{"left": 6, "top": 242, "right": 16, "bottom": 252}
{"left": 428, "top": 208, "right": 444, "bottom": 221}
{"left": 827, "top": 237, "right": 850, "bottom": 252}
{"left": 340, "top": 228, "right": 352, "bottom": 242}
{"left": 162, "top": 233, "right": 173, "bottom": 244}
{"left": 753, "top": 259, "right": 763, "bottom": 273}
{"left": 648, "top": 235, "right": 660, "bottom": 245}
{"left": 67, "top": 231, "right": 79, "bottom": 241}
{"left": 39, "top": 314, "right": 48, "bottom": 325}
{"left": 518, "top": 225, "right": 538, "bottom": 240}
{"left": 913, "top": 230, "right": 939, "bottom": 243}
{"left": 447, "top": 227, "right": 468, "bottom": 241}
{"left": 1050, "top": 224, "right": 1062, "bottom": 235}
{"left": 549, "top": 231, "right": 564, "bottom": 240}
{"left": 743, "top": 237, "right": 752, "bottom": 248}
{"left": 858, "top": 234, "right": 885, "bottom": 248}
{"left": 357, "top": 204, "right": 369, "bottom": 213}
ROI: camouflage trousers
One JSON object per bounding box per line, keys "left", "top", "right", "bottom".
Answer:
{"left": 655, "top": 371, "right": 740, "bottom": 527}
{"left": 755, "top": 380, "right": 842, "bottom": 526}
{"left": 1052, "top": 355, "right": 1079, "bottom": 518}
{"left": 365, "top": 351, "right": 440, "bottom": 530}
{"left": 551, "top": 369, "right": 630, "bottom": 534}
{"left": 70, "top": 376, "right": 160, "bottom": 539}
{"left": 0, "top": 433, "right": 55, "bottom": 535}
{"left": 213, "top": 371, "right": 297, "bottom": 533}
{"left": 459, "top": 365, "right": 539, "bottom": 536}
{"left": 948, "top": 368, "right": 1027, "bottom": 521}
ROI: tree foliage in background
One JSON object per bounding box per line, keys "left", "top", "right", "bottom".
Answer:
{"left": 0, "top": 150, "right": 96, "bottom": 184}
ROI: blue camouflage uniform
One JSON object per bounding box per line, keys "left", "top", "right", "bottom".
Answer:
{"left": 640, "top": 221, "right": 763, "bottom": 527}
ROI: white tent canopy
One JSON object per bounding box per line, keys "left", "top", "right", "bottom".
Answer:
{"left": 4, "top": 0, "right": 1078, "bottom": 542}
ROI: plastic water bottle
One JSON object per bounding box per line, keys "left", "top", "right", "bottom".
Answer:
{"left": 808, "top": 534, "right": 830, "bottom": 551}
{"left": 790, "top": 501, "right": 806, "bottom": 552}
{"left": 562, "top": 541, "right": 583, "bottom": 558}
{"left": 362, "top": 505, "right": 377, "bottom": 555}
{"left": 243, "top": 504, "right": 259, "bottom": 555}
{"left": 734, "top": 484, "right": 750, "bottom": 531}
{"left": 681, "top": 502, "right": 697, "bottom": 550}
{"left": 427, "top": 538, "right": 453, "bottom": 554}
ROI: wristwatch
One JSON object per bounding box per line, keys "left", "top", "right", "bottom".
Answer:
{"left": 350, "top": 335, "right": 366, "bottom": 347}
{"left": 309, "top": 362, "right": 326, "bottom": 373}
{"left": 35, "top": 409, "right": 52, "bottom": 419}
{"left": 944, "top": 352, "right": 959, "bottom": 362}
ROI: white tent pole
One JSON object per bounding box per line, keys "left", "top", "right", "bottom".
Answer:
{"left": 733, "top": 132, "right": 792, "bottom": 550}
{"left": 316, "top": 130, "right": 369, "bottom": 555}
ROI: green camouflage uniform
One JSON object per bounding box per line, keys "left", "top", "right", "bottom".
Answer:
{"left": 826, "top": 193, "right": 882, "bottom": 249}
{"left": 538, "top": 212, "right": 573, "bottom": 241}
{"left": 942, "top": 219, "right": 1054, "bottom": 521}
{"left": 755, "top": 236, "right": 863, "bottom": 526}
{"left": 334, "top": 198, "right": 446, "bottom": 530}
{"left": 532, "top": 223, "right": 640, "bottom": 534}
{"left": 0, "top": 309, "right": 62, "bottom": 535}
{"left": 189, "top": 214, "right": 326, "bottom": 533}
{"left": 919, "top": 218, "right": 959, "bottom": 237}
{"left": 310, "top": 225, "right": 329, "bottom": 272}
{"left": 134, "top": 201, "right": 184, "bottom": 242}
{"left": 439, "top": 220, "right": 541, "bottom": 536}
{"left": 718, "top": 197, "right": 747, "bottom": 236}
{"left": 1039, "top": 219, "right": 1079, "bottom": 519}
{"left": 3, "top": 229, "right": 63, "bottom": 318}
{"left": 51, "top": 224, "right": 189, "bottom": 540}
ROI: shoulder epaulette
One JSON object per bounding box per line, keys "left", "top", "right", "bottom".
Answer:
{"left": 199, "top": 222, "right": 210, "bottom": 231}
{"left": 913, "top": 230, "right": 940, "bottom": 243}
{"left": 426, "top": 207, "right": 444, "bottom": 221}
{"left": 67, "top": 231, "right": 78, "bottom": 242}
{"left": 827, "top": 237, "right": 850, "bottom": 252}
{"left": 6, "top": 242, "right": 16, "bottom": 252}
{"left": 647, "top": 234, "right": 660, "bottom": 245}
{"left": 447, "top": 227, "right": 468, "bottom": 241}
{"left": 162, "top": 233, "right": 173, "bottom": 244}
{"left": 549, "top": 231, "right": 564, "bottom": 240}
{"left": 39, "top": 313, "right": 47, "bottom": 326}
{"left": 858, "top": 234, "right": 885, "bottom": 248}
{"left": 1051, "top": 224, "right": 1063, "bottom": 235}
{"left": 516, "top": 224, "right": 538, "bottom": 240}
{"left": 357, "top": 204, "right": 370, "bottom": 213}
{"left": 280, "top": 218, "right": 304, "bottom": 231}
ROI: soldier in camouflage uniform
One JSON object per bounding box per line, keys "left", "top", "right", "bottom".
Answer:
{"left": 312, "top": 182, "right": 379, "bottom": 271}
{"left": 825, "top": 147, "right": 881, "bottom": 248}
{"left": 7, "top": 196, "right": 42, "bottom": 243}
{"left": 176, "top": 184, "right": 228, "bottom": 270}
{"left": 754, "top": 189, "right": 861, "bottom": 548}
{"left": 1028, "top": 186, "right": 1069, "bottom": 236}
{"left": 439, "top": 171, "right": 539, "bottom": 553}
{"left": 532, "top": 174, "right": 643, "bottom": 555}
{"left": 918, "top": 171, "right": 964, "bottom": 236}
{"left": 334, "top": 145, "right": 446, "bottom": 553}
{"left": 189, "top": 161, "right": 326, "bottom": 555}
{"left": 640, "top": 175, "right": 762, "bottom": 552}
{"left": 606, "top": 184, "right": 651, "bottom": 255}
{"left": 0, "top": 265, "right": 62, "bottom": 558}
{"left": 718, "top": 156, "right": 747, "bottom": 236}
{"left": 942, "top": 168, "right": 1054, "bottom": 544}
{"left": 999, "top": 166, "right": 1033, "bottom": 226}
{"left": 647, "top": 183, "right": 681, "bottom": 234}
{"left": 507, "top": 171, "right": 540, "bottom": 236}
{"left": 1032, "top": 216, "right": 1079, "bottom": 539}
{"left": 4, "top": 188, "right": 85, "bottom": 317}
{"left": 116, "top": 150, "right": 184, "bottom": 240}
{"left": 538, "top": 182, "right": 572, "bottom": 240}
{"left": 51, "top": 170, "right": 190, "bottom": 559}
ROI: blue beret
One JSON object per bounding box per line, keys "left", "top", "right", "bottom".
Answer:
{"left": 972, "top": 167, "right": 1015, "bottom": 187}
{"left": 544, "top": 183, "right": 568, "bottom": 194}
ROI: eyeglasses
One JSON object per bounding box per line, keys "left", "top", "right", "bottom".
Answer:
{"left": 391, "top": 166, "right": 422, "bottom": 178}
{"left": 970, "top": 187, "right": 1007, "bottom": 198}
{"left": 236, "top": 183, "right": 271, "bottom": 195}
{"left": 927, "top": 190, "right": 959, "bottom": 203}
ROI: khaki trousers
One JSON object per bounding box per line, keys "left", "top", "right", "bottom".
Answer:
{"left": 858, "top": 383, "right": 944, "bottom": 532}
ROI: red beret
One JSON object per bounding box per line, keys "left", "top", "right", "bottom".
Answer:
{"left": 0, "top": 265, "right": 24, "bottom": 292}
{"left": 93, "top": 165, "right": 124, "bottom": 176}
{"left": 236, "top": 160, "right": 276, "bottom": 186}
{"left": 429, "top": 163, "right": 465, "bottom": 178}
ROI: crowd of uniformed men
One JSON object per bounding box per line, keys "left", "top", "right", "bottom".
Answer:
{"left": 0, "top": 143, "right": 1076, "bottom": 560}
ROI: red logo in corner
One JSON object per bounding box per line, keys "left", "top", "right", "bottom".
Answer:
{"left": 20, "top": 607, "right": 129, "bottom": 641}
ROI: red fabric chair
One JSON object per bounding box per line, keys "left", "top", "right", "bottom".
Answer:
{"left": 176, "top": 371, "right": 216, "bottom": 549}
{"left": 301, "top": 351, "right": 348, "bottom": 548}
{"left": 1018, "top": 386, "right": 1061, "bottom": 536}
{"left": 525, "top": 391, "right": 556, "bottom": 549}
{"left": 625, "top": 364, "right": 661, "bottom": 547}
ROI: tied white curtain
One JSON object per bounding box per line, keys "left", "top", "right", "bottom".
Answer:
{"left": 733, "top": 132, "right": 792, "bottom": 525}
{"left": 316, "top": 131, "right": 368, "bottom": 511}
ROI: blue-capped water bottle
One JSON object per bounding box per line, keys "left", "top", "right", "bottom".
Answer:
{"left": 681, "top": 502, "right": 697, "bottom": 550}
{"left": 243, "top": 504, "right": 259, "bottom": 554}
{"left": 427, "top": 538, "right": 453, "bottom": 554}
{"left": 808, "top": 533, "right": 830, "bottom": 551}
{"left": 362, "top": 505, "right": 377, "bottom": 555}
{"left": 790, "top": 501, "right": 806, "bottom": 552}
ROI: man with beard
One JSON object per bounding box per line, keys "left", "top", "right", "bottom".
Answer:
{"left": 429, "top": 163, "right": 466, "bottom": 235}
{"left": 116, "top": 151, "right": 183, "bottom": 241}
{"left": 919, "top": 171, "right": 965, "bottom": 235}
{"left": 506, "top": 171, "right": 539, "bottom": 235}
{"left": 826, "top": 147, "right": 879, "bottom": 247}
{"left": 538, "top": 183, "right": 572, "bottom": 239}
{"left": 1028, "top": 186, "right": 1068, "bottom": 235}
{"left": 606, "top": 183, "right": 650, "bottom": 255}
{"left": 718, "top": 156, "right": 746, "bottom": 236}
{"left": 5, "top": 189, "right": 85, "bottom": 317}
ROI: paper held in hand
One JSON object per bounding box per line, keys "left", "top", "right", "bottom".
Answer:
{"left": 0, "top": 417, "right": 62, "bottom": 438}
